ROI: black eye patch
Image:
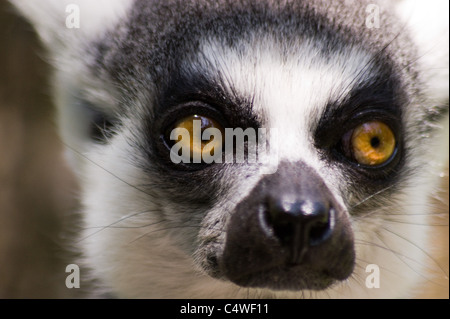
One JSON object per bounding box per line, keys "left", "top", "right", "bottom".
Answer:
{"left": 89, "top": 110, "right": 115, "bottom": 144}
{"left": 313, "top": 55, "right": 406, "bottom": 182}
{"left": 77, "top": 99, "right": 117, "bottom": 144}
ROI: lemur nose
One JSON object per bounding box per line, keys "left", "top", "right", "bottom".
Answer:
{"left": 265, "top": 196, "right": 334, "bottom": 264}
{"left": 221, "top": 161, "right": 355, "bottom": 290}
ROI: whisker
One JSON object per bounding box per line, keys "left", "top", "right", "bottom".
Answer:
{"left": 62, "top": 141, "right": 156, "bottom": 199}
{"left": 354, "top": 239, "right": 400, "bottom": 255}
{"left": 374, "top": 232, "right": 447, "bottom": 287}
{"left": 380, "top": 226, "right": 449, "bottom": 278}
{"left": 355, "top": 256, "right": 406, "bottom": 277}
{"left": 127, "top": 224, "right": 219, "bottom": 245}
{"left": 350, "top": 183, "right": 399, "bottom": 210}
{"left": 77, "top": 209, "right": 164, "bottom": 242}
{"left": 383, "top": 219, "right": 448, "bottom": 227}
{"left": 355, "top": 241, "right": 447, "bottom": 289}
{"left": 82, "top": 209, "right": 162, "bottom": 230}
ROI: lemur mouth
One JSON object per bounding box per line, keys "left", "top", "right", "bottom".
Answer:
{"left": 218, "top": 237, "right": 354, "bottom": 291}
{"left": 212, "top": 161, "right": 355, "bottom": 291}
{"left": 223, "top": 265, "right": 337, "bottom": 291}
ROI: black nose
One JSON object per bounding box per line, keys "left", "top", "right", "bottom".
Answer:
{"left": 265, "top": 197, "right": 334, "bottom": 264}
{"left": 220, "top": 161, "right": 355, "bottom": 291}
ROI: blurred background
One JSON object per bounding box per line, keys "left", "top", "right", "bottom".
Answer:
{"left": 0, "top": 0, "right": 80, "bottom": 298}
{"left": 0, "top": 1, "right": 448, "bottom": 298}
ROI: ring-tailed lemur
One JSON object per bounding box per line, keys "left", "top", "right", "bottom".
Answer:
{"left": 12, "top": 0, "right": 449, "bottom": 298}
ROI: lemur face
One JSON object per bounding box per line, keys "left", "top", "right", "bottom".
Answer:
{"left": 13, "top": 0, "right": 448, "bottom": 298}
{"left": 170, "top": 37, "right": 400, "bottom": 291}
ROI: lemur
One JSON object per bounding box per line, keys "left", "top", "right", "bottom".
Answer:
{"left": 12, "top": 0, "right": 449, "bottom": 298}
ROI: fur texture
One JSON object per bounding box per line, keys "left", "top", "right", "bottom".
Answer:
{"left": 12, "top": 0, "right": 449, "bottom": 298}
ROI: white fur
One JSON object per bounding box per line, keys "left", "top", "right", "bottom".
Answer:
{"left": 12, "top": 0, "right": 133, "bottom": 47}
{"left": 396, "top": 0, "right": 449, "bottom": 104}
{"left": 11, "top": 0, "right": 133, "bottom": 168}
{"left": 197, "top": 37, "right": 373, "bottom": 173}
{"left": 11, "top": 0, "right": 449, "bottom": 298}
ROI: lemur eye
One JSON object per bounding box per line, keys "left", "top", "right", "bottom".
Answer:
{"left": 343, "top": 121, "right": 396, "bottom": 166}
{"left": 171, "top": 115, "right": 224, "bottom": 159}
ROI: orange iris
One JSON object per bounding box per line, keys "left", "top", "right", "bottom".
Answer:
{"left": 173, "top": 115, "right": 224, "bottom": 158}
{"left": 351, "top": 121, "right": 396, "bottom": 166}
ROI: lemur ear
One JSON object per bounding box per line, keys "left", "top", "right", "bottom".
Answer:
{"left": 396, "top": 0, "right": 449, "bottom": 103}
{"left": 11, "top": 0, "right": 132, "bottom": 52}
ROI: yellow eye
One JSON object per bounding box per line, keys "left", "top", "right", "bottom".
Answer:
{"left": 350, "top": 121, "right": 396, "bottom": 166}
{"left": 172, "top": 115, "right": 224, "bottom": 160}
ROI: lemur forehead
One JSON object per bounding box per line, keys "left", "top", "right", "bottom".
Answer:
{"left": 195, "top": 37, "right": 374, "bottom": 120}
{"left": 90, "top": 0, "right": 403, "bottom": 87}
{"left": 88, "top": 0, "right": 410, "bottom": 129}
{"left": 190, "top": 37, "right": 379, "bottom": 163}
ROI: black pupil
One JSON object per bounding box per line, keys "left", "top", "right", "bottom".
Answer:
{"left": 370, "top": 136, "right": 381, "bottom": 148}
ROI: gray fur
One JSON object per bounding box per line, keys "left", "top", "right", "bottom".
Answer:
{"left": 12, "top": 0, "right": 449, "bottom": 298}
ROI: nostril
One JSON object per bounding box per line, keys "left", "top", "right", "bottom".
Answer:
{"left": 309, "top": 208, "right": 334, "bottom": 246}
{"left": 264, "top": 211, "right": 296, "bottom": 245}
{"left": 265, "top": 198, "right": 300, "bottom": 245}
